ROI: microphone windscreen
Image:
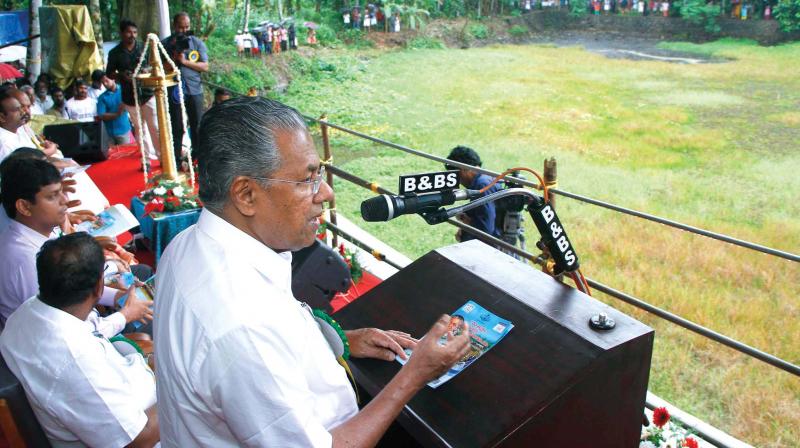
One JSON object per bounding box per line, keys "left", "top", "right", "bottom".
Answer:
{"left": 360, "top": 195, "right": 392, "bottom": 222}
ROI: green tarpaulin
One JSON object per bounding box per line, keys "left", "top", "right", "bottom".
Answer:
{"left": 40, "top": 5, "right": 103, "bottom": 90}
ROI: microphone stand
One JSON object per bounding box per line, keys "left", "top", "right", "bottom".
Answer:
{"left": 421, "top": 189, "right": 591, "bottom": 295}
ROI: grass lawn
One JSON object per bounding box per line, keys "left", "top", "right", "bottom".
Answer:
{"left": 273, "top": 38, "right": 799, "bottom": 446}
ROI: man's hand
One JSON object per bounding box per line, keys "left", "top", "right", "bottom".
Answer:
{"left": 401, "top": 315, "right": 470, "bottom": 387}
{"left": 61, "top": 177, "right": 78, "bottom": 194}
{"left": 176, "top": 52, "right": 187, "bottom": 65}
{"left": 42, "top": 140, "right": 59, "bottom": 157}
{"left": 118, "top": 285, "right": 153, "bottom": 324}
{"left": 345, "top": 328, "right": 417, "bottom": 361}
{"left": 69, "top": 210, "right": 97, "bottom": 225}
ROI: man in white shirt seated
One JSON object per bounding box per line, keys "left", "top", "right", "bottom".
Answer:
{"left": 0, "top": 232, "right": 160, "bottom": 448}
{"left": 65, "top": 79, "right": 98, "bottom": 123}
{"left": 0, "top": 157, "right": 151, "bottom": 330}
{"left": 0, "top": 88, "right": 59, "bottom": 160}
{"left": 154, "top": 96, "right": 471, "bottom": 447}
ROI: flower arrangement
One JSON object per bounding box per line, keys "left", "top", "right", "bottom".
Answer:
{"left": 338, "top": 243, "right": 363, "bottom": 284}
{"left": 640, "top": 407, "right": 700, "bottom": 448}
{"left": 140, "top": 177, "right": 201, "bottom": 216}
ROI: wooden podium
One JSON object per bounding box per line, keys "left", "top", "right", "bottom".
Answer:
{"left": 335, "top": 240, "right": 654, "bottom": 447}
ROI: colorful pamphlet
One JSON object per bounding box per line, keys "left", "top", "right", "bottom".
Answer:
{"left": 75, "top": 204, "right": 139, "bottom": 238}
{"left": 396, "top": 300, "right": 514, "bottom": 388}
{"left": 116, "top": 275, "right": 155, "bottom": 330}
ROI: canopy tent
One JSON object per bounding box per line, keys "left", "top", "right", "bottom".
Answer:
{"left": 39, "top": 5, "right": 103, "bottom": 90}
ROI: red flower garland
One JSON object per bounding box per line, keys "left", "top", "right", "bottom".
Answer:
{"left": 652, "top": 407, "right": 670, "bottom": 428}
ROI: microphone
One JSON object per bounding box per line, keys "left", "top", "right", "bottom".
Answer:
{"left": 361, "top": 190, "right": 480, "bottom": 222}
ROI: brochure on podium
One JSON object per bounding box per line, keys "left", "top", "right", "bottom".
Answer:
{"left": 75, "top": 204, "right": 139, "bottom": 238}
{"left": 396, "top": 300, "right": 514, "bottom": 388}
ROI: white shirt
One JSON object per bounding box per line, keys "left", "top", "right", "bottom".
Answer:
{"left": 33, "top": 95, "right": 54, "bottom": 116}
{"left": 0, "top": 126, "right": 33, "bottom": 161}
{"left": 65, "top": 97, "right": 98, "bottom": 123}
{"left": 0, "top": 220, "right": 125, "bottom": 333}
{"left": 0, "top": 297, "right": 156, "bottom": 448}
{"left": 87, "top": 86, "right": 105, "bottom": 101}
{"left": 154, "top": 209, "right": 358, "bottom": 447}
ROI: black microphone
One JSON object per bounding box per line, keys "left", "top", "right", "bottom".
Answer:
{"left": 361, "top": 190, "right": 481, "bottom": 222}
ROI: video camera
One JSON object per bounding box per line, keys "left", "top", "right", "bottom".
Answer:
{"left": 174, "top": 31, "right": 194, "bottom": 53}
{"left": 494, "top": 170, "right": 527, "bottom": 253}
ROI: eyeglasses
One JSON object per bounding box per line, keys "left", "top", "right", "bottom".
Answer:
{"left": 251, "top": 165, "right": 327, "bottom": 195}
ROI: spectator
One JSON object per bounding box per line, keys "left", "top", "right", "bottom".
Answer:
{"left": 65, "top": 79, "right": 97, "bottom": 123}
{"left": 0, "top": 232, "right": 160, "bottom": 448}
{"left": 234, "top": 30, "right": 245, "bottom": 57}
{"left": 9, "top": 89, "right": 60, "bottom": 157}
{"left": 106, "top": 19, "right": 161, "bottom": 168}
{"left": 45, "top": 87, "right": 69, "bottom": 120}
{"left": 96, "top": 72, "right": 132, "bottom": 145}
{"left": 444, "top": 146, "right": 503, "bottom": 243}
{"left": 19, "top": 85, "right": 37, "bottom": 115}
{"left": 31, "top": 80, "right": 52, "bottom": 115}
{"left": 162, "top": 12, "right": 209, "bottom": 168}
{"left": 0, "top": 89, "right": 58, "bottom": 160}
{"left": 307, "top": 27, "right": 318, "bottom": 45}
{"left": 88, "top": 69, "right": 107, "bottom": 100}
{"left": 213, "top": 88, "right": 231, "bottom": 107}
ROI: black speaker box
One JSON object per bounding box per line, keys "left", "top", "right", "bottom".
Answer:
{"left": 43, "top": 121, "right": 109, "bottom": 162}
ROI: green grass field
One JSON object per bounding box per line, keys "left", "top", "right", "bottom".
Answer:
{"left": 276, "top": 38, "right": 800, "bottom": 446}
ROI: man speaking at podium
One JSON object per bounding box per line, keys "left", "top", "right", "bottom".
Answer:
{"left": 154, "top": 97, "right": 470, "bottom": 447}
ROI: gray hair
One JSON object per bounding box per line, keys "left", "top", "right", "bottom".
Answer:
{"left": 196, "top": 96, "right": 308, "bottom": 213}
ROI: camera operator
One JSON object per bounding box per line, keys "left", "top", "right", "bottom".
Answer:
{"left": 162, "top": 12, "right": 209, "bottom": 169}
{"left": 445, "top": 146, "right": 504, "bottom": 243}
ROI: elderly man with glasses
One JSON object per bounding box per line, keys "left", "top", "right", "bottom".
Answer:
{"left": 153, "top": 97, "right": 470, "bottom": 447}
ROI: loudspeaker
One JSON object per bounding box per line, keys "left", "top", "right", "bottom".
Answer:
{"left": 291, "top": 240, "right": 352, "bottom": 312}
{"left": 43, "top": 121, "right": 109, "bottom": 162}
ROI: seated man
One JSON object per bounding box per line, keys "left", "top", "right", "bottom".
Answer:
{"left": 445, "top": 145, "right": 503, "bottom": 242}
{"left": 0, "top": 157, "right": 151, "bottom": 330}
{"left": 0, "top": 233, "right": 159, "bottom": 448}
{"left": 45, "top": 87, "right": 69, "bottom": 120}
{"left": 155, "top": 97, "right": 470, "bottom": 447}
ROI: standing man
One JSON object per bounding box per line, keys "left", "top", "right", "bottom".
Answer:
{"left": 106, "top": 19, "right": 161, "bottom": 168}
{"left": 154, "top": 97, "right": 470, "bottom": 447}
{"left": 162, "top": 12, "right": 208, "bottom": 169}
{"left": 96, "top": 71, "right": 132, "bottom": 145}
{"left": 88, "top": 69, "right": 107, "bottom": 100}
{"left": 31, "top": 80, "right": 53, "bottom": 115}
{"left": 445, "top": 145, "right": 503, "bottom": 242}
{"left": 64, "top": 80, "right": 98, "bottom": 123}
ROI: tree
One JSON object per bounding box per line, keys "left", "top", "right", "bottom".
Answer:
{"left": 89, "top": 0, "right": 103, "bottom": 57}
{"left": 27, "top": 0, "right": 41, "bottom": 83}
{"left": 775, "top": 0, "right": 800, "bottom": 32}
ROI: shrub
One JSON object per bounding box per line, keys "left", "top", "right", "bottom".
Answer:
{"left": 570, "top": 0, "right": 589, "bottom": 16}
{"left": 340, "top": 29, "right": 375, "bottom": 48}
{"left": 407, "top": 36, "right": 447, "bottom": 49}
{"left": 680, "top": 0, "right": 721, "bottom": 33}
{"left": 468, "top": 23, "right": 490, "bottom": 39}
{"left": 509, "top": 25, "right": 528, "bottom": 37}
{"left": 775, "top": 0, "right": 800, "bottom": 32}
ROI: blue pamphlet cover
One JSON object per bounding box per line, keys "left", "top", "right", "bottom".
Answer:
{"left": 397, "top": 300, "right": 514, "bottom": 388}
{"left": 116, "top": 275, "right": 155, "bottom": 330}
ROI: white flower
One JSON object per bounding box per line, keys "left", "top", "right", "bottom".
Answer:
{"left": 153, "top": 186, "right": 167, "bottom": 196}
{"left": 172, "top": 186, "right": 185, "bottom": 197}
{"left": 639, "top": 442, "right": 657, "bottom": 448}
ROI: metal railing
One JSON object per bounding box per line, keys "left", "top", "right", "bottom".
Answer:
{"left": 201, "top": 80, "right": 800, "bottom": 378}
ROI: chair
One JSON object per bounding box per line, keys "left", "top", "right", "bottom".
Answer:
{"left": 0, "top": 355, "right": 51, "bottom": 447}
